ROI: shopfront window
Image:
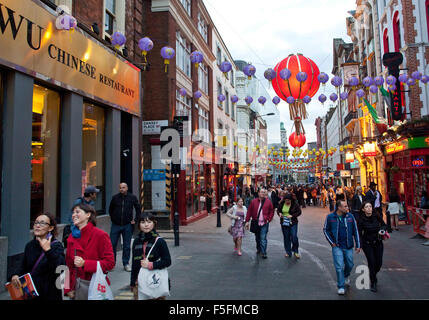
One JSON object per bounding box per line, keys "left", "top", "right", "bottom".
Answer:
{"left": 82, "top": 103, "right": 105, "bottom": 213}
{"left": 31, "top": 85, "right": 60, "bottom": 224}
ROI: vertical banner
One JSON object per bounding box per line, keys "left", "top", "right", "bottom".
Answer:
{"left": 382, "top": 52, "right": 403, "bottom": 121}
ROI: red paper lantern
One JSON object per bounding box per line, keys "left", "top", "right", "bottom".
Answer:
{"left": 272, "top": 54, "right": 320, "bottom": 101}
{"left": 289, "top": 132, "right": 306, "bottom": 148}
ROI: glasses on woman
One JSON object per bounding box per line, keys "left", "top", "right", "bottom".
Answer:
{"left": 33, "top": 221, "right": 50, "bottom": 227}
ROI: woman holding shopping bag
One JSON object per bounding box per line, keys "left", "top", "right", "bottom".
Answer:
{"left": 130, "top": 212, "right": 171, "bottom": 300}
{"left": 226, "top": 198, "right": 247, "bottom": 256}
{"left": 64, "top": 203, "right": 115, "bottom": 300}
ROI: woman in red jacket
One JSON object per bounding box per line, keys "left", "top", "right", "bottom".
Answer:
{"left": 64, "top": 203, "right": 115, "bottom": 300}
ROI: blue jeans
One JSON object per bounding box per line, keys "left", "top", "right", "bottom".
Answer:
{"left": 110, "top": 223, "right": 133, "bottom": 266}
{"left": 255, "top": 223, "right": 269, "bottom": 255}
{"left": 332, "top": 247, "right": 354, "bottom": 289}
{"left": 281, "top": 223, "right": 299, "bottom": 255}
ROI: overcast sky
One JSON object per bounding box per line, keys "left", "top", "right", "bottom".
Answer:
{"left": 204, "top": 0, "right": 357, "bottom": 147}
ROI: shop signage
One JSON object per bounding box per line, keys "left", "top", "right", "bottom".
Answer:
{"left": 411, "top": 157, "right": 424, "bottom": 168}
{"left": 385, "top": 140, "right": 407, "bottom": 154}
{"left": 143, "top": 169, "right": 166, "bottom": 181}
{"left": 340, "top": 170, "right": 351, "bottom": 177}
{"left": 408, "top": 136, "right": 429, "bottom": 149}
{"left": 350, "top": 159, "right": 360, "bottom": 169}
{"left": 383, "top": 52, "right": 403, "bottom": 121}
{"left": 0, "top": 0, "right": 140, "bottom": 115}
{"left": 363, "top": 142, "right": 376, "bottom": 157}
{"left": 143, "top": 120, "right": 168, "bottom": 135}
{"left": 345, "top": 152, "right": 354, "bottom": 163}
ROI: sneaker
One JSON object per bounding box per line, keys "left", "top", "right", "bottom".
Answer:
{"left": 337, "top": 288, "right": 345, "bottom": 295}
{"left": 262, "top": 254, "right": 267, "bottom": 259}
{"left": 124, "top": 264, "right": 132, "bottom": 272}
{"left": 370, "top": 283, "right": 377, "bottom": 292}
{"left": 294, "top": 252, "right": 301, "bottom": 259}
{"left": 422, "top": 241, "right": 429, "bottom": 246}
{"left": 285, "top": 253, "right": 290, "bottom": 258}
{"left": 237, "top": 251, "right": 242, "bottom": 256}
{"left": 345, "top": 278, "right": 351, "bottom": 286}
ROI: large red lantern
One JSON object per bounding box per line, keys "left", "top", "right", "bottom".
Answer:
{"left": 289, "top": 132, "right": 306, "bottom": 148}
{"left": 273, "top": 54, "right": 320, "bottom": 135}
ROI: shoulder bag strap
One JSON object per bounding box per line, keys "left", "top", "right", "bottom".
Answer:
{"left": 31, "top": 240, "right": 59, "bottom": 274}
{"left": 144, "top": 237, "right": 160, "bottom": 259}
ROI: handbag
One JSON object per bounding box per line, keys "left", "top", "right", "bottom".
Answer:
{"left": 88, "top": 261, "right": 114, "bottom": 300}
{"left": 281, "top": 216, "right": 291, "bottom": 227}
{"left": 137, "top": 237, "right": 170, "bottom": 300}
{"left": 250, "top": 200, "right": 264, "bottom": 233}
{"left": 75, "top": 278, "right": 91, "bottom": 300}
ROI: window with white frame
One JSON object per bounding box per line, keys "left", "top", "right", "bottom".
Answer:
{"left": 105, "top": 0, "right": 116, "bottom": 38}
{"left": 198, "top": 63, "right": 209, "bottom": 95}
{"left": 198, "top": 12, "right": 208, "bottom": 42}
{"left": 217, "top": 81, "right": 223, "bottom": 108}
{"left": 216, "top": 45, "right": 222, "bottom": 66}
{"left": 231, "top": 98, "right": 235, "bottom": 120}
{"left": 230, "top": 68, "right": 234, "bottom": 87}
{"left": 225, "top": 91, "right": 230, "bottom": 115}
{"left": 198, "top": 108, "right": 209, "bottom": 143}
{"left": 176, "top": 31, "right": 191, "bottom": 78}
{"left": 179, "top": 0, "right": 191, "bottom": 16}
{"left": 176, "top": 89, "right": 192, "bottom": 136}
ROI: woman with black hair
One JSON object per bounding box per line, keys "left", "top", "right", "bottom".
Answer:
{"left": 130, "top": 212, "right": 171, "bottom": 300}
{"left": 277, "top": 193, "right": 302, "bottom": 259}
{"left": 10, "top": 213, "right": 65, "bottom": 300}
{"left": 358, "top": 201, "right": 388, "bottom": 293}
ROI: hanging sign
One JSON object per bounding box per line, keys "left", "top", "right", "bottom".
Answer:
{"left": 383, "top": 52, "right": 403, "bottom": 121}
{"left": 345, "top": 152, "right": 355, "bottom": 163}
{"left": 385, "top": 140, "right": 408, "bottom": 154}
{"left": 363, "top": 142, "right": 376, "bottom": 157}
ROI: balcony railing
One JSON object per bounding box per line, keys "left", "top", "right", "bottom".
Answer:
{"left": 344, "top": 111, "right": 358, "bottom": 126}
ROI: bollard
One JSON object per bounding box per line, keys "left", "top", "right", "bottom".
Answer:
{"left": 174, "top": 211, "right": 180, "bottom": 246}
{"left": 217, "top": 207, "right": 222, "bottom": 228}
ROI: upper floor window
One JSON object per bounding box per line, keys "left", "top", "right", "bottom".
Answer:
{"left": 383, "top": 29, "right": 389, "bottom": 54}
{"left": 225, "top": 91, "right": 230, "bottom": 115}
{"left": 176, "top": 31, "right": 191, "bottom": 78}
{"left": 393, "top": 12, "right": 401, "bottom": 52}
{"left": 198, "top": 12, "right": 208, "bottom": 42}
{"left": 217, "top": 81, "right": 223, "bottom": 108}
{"left": 180, "top": 0, "right": 191, "bottom": 16}
{"left": 198, "top": 63, "right": 209, "bottom": 95}
{"left": 105, "top": 0, "right": 116, "bottom": 38}
{"left": 216, "top": 45, "right": 222, "bottom": 66}
{"left": 230, "top": 68, "right": 235, "bottom": 87}
{"left": 426, "top": 0, "right": 429, "bottom": 41}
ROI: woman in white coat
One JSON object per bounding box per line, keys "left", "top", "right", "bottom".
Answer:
{"left": 226, "top": 198, "right": 247, "bottom": 256}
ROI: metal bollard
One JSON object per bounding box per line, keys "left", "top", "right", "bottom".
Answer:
{"left": 217, "top": 207, "right": 222, "bottom": 228}
{"left": 174, "top": 211, "right": 180, "bottom": 246}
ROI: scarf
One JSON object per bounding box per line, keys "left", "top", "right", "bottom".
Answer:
{"left": 71, "top": 224, "right": 81, "bottom": 238}
{"left": 140, "top": 229, "right": 159, "bottom": 243}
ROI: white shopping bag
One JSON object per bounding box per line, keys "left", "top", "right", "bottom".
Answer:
{"left": 88, "top": 261, "right": 114, "bottom": 300}
{"left": 137, "top": 238, "right": 170, "bottom": 300}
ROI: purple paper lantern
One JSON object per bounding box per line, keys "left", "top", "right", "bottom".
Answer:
{"left": 190, "top": 51, "right": 204, "bottom": 68}
{"left": 243, "top": 64, "right": 256, "bottom": 80}
{"left": 286, "top": 96, "right": 295, "bottom": 104}
{"left": 138, "top": 37, "right": 154, "bottom": 62}
{"left": 161, "top": 46, "right": 175, "bottom": 72}
{"left": 421, "top": 75, "right": 429, "bottom": 84}
{"left": 348, "top": 76, "right": 359, "bottom": 87}
{"left": 331, "top": 76, "right": 342, "bottom": 87}
{"left": 411, "top": 71, "right": 422, "bottom": 81}
{"left": 231, "top": 95, "right": 239, "bottom": 104}
{"left": 279, "top": 68, "right": 292, "bottom": 81}
{"left": 112, "top": 32, "right": 126, "bottom": 49}
{"left": 258, "top": 96, "right": 267, "bottom": 105}
{"left": 179, "top": 88, "right": 187, "bottom": 97}
{"left": 340, "top": 92, "right": 349, "bottom": 101}
{"left": 369, "top": 85, "right": 378, "bottom": 94}
{"left": 330, "top": 93, "right": 338, "bottom": 102}
{"left": 272, "top": 96, "right": 281, "bottom": 105}
{"left": 362, "top": 77, "right": 373, "bottom": 87}
{"left": 303, "top": 95, "right": 311, "bottom": 104}
{"left": 356, "top": 89, "right": 366, "bottom": 99}
{"left": 398, "top": 74, "right": 408, "bottom": 83}
{"left": 388, "top": 84, "right": 397, "bottom": 92}
{"left": 220, "top": 61, "right": 232, "bottom": 75}
{"left": 245, "top": 96, "right": 253, "bottom": 106}
{"left": 374, "top": 76, "right": 384, "bottom": 87}
{"left": 386, "top": 75, "right": 397, "bottom": 85}
{"left": 318, "top": 94, "right": 327, "bottom": 104}
{"left": 218, "top": 94, "right": 226, "bottom": 102}
{"left": 56, "top": 14, "right": 77, "bottom": 31}
{"left": 296, "top": 72, "right": 308, "bottom": 82}
{"left": 407, "top": 78, "right": 416, "bottom": 86}
{"left": 194, "top": 90, "right": 202, "bottom": 100}
{"left": 318, "top": 72, "right": 329, "bottom": 84}
{"left": 264, "top": 68, "right": 277, "bottom": 83}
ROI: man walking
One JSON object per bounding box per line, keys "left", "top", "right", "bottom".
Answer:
{"left": 109, "top": 183, "right": 141, "bottom": 271}
{"left": 323, "top": 199, "right": 361, "bottom": 295}
{"left": 364, "top": 182, "right": 383, "bottom": 216}
{"left": 245, "top": 189, "right": 274, "bottom": 259}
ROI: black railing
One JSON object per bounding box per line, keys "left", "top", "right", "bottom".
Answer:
{"left": 344, "top": 111, "right": 358, "bottom": 125}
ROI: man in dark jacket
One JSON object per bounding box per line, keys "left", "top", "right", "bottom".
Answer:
{"left": 364, "top": 182, "right": 383, "bottom": 216}
{"left": 109, "top": 183, "right": 141, "bottom": 271}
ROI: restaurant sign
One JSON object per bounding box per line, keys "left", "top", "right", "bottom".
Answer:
{"left": 385, "top": 140, "right": 408, "bottom": 155}
{"left": 0, "top": 0, "right": 140, "bottom": 115}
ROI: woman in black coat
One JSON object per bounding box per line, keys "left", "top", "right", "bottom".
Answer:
{"left": 277, "top": 193, "right": 302, "bottom": 259}
{"left": 10, "top": 213, "right": 65, "bottom": 300}
{"left": 351, "top": 186, "right": 363, "bottom": 221}
{"left": 130, "top": 212, "right": 171, "bottom": 300}
{"left": 358, "top": 201, "right": 388, "bottom": 293}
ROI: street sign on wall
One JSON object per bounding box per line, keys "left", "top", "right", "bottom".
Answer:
{"left": 143, "top": 120, "right": 168, "bottom": 135}
{"left": 143, "top": 169, "right": 166, "bottom": 181}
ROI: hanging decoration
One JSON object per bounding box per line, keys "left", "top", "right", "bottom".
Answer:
{"left": 231, "top": 95, "right": 239, "bottom": 105}
{"left": 374, "top": 76, "right": 384, "bottom": 87}
{"left": 317, "top": 72, "right": 329, "bottom": 87}
{"left": 138, "top": 37, "right": 153, "bottom": 63}
{"left": 218, "top": 94, "right": 226, "bottom": 103}
{"left": 258, "top": 96, "right": 267, "bottom": 106}
{"left": 362, "top": 76, "right": 373, "bottom": 88}
{"left": 272, "top": 96, "right": 281, "bottom": 106}
{"left": 55, "top": 6, "right": 77, "bottom": 32}
{"left": 369, "top": 85, "right": 378, "bottom": 95}
{"left": 356, "top": 89, "right": 366, "bottom": 100}
{"left": 329, "top": 93, "right": 338, "bottom": 102}
{"left": 190, "top": 51, "right": 204, "bottom": 68}
{"left": 194, "top": 90, "right": 202, "bottom": 101}
{"left": 160, "top": 46, "right": 175, "bottom": 72}
{"left": 220, "top": 61, "right": 232, "bottom": 78}
{"left": 340, "top": 92, "right": 349, "bottom": 101}
{"left": 243, "top": 63, "right": 256, "bottom": 80}
{"left": 422, "top": 75, "right": 429, "bottom": 85}
{"left": 348, "top": 76, "right": 359, "bottom": 88}
{"left": 179, "top": 88, "right": 187, "bottom": 97}
{"left": 111, "top": 32, "right": 126, "bottom": 52}
{"left": 398, "top": 74, "right": 408, "bottom": 84}
{"left": 272, "top": 54, "right": 320, "bottom": 135}
{"left": 264, "top": 68, "right": 277, "bottom": 86}
{"left": 318, "top": 94, "right": 327, "bottom": 105}
{"left": 289, "top": 132, "right": 306, "bottom": 148}
{"left": 245, "top": 96, "right": 253, "bottom": 106}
